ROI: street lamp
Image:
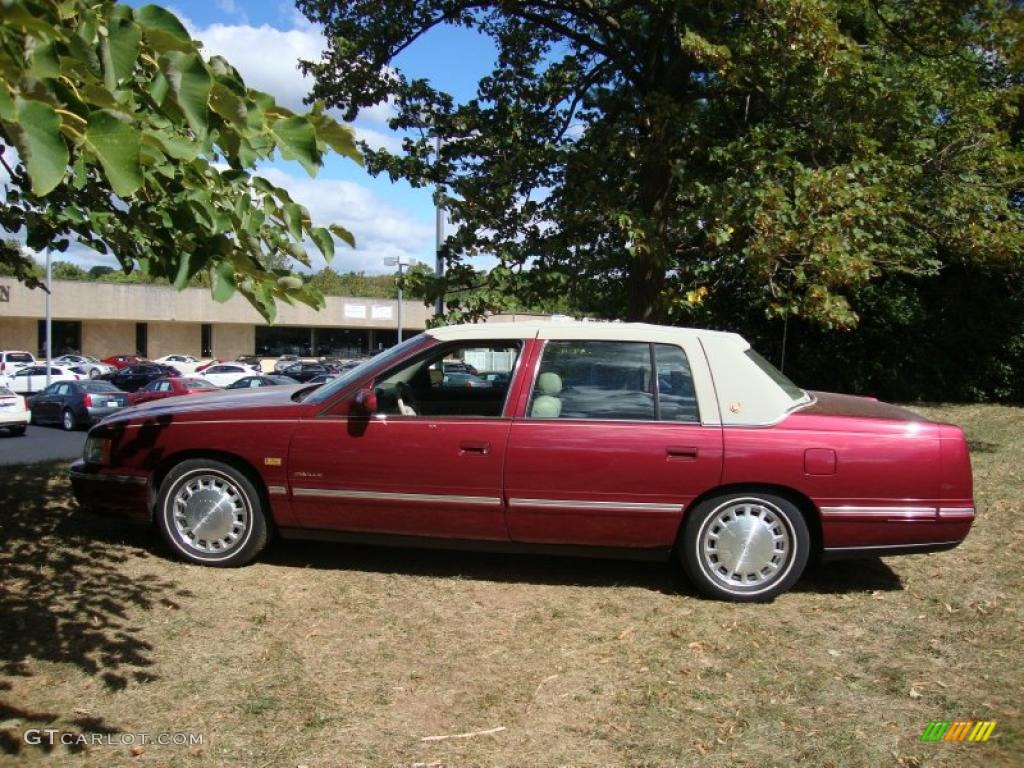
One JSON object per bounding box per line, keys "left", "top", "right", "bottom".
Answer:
{"left": 383, "top": 256, "right": 410, "bottom": 343}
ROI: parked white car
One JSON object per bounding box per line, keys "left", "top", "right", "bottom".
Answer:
{"left": 199, "top": 363, "right": 253, "bottom": 388}
{"left": 0, "top": 364, "right": 82, "bottom": 395}
{"left": 0, "top": 385, "right": 30, "bottom": 435}
{"left": 53, "top": 354, "right": 116, "bottom": 378}
{"left": 0, "top": 351, "right": 35, "bottom": 376}
{"left": 152, "top": 354, "right": 203, "bottom": 374}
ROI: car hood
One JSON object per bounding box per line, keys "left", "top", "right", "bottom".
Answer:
{"left": 103, "top": 384, "right": 315, "bottom": 425}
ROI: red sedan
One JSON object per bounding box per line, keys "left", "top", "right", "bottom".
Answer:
{"left": 69, "top": 322, "right": 974, "bottom": 602}
{"left": 102, "top": 354, "right": 145, "bottom": 370}
{"left": 128, "top": 377, "right": 220, "bottom": 405}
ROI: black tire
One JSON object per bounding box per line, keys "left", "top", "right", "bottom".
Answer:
{"left": 678, "top": 491, "right": 810, "bottom": 602}
{"left": 156, "top": 459, "right": 268, "bottom": 567}
{"left": 61, "top": 408, "right": 77, "bottom": 431}
{"left": 10, "top": 425, "right": 26, "bottom": 436}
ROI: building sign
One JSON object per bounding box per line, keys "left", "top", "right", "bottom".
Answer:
{"left": 0, "top": 285, "right": 9, "bottom": 302}
{"left": 343, "top": 303, "right": 367, "bottom": 319}
{"left": 371, "top": 305, "right": 392, "bottom": 320}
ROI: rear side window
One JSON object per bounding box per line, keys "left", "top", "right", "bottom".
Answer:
{"left": 6, "top": 352, "right": 33, "bottom": 363}
{"left": 529, "top": 341, "right": 699, "bottom": 422}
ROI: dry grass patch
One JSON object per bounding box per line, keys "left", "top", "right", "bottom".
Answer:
{"left": 0, "top": 403, "right": 1020, "bottom": 766}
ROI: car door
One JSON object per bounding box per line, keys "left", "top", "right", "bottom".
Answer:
{"left": 32, "top": 382, "right": 61, "bottom": 422}
{"left": 287, "top": 339, "right": 524, "bottom": 541}
{"left": 503, "top": 337, "right": 724, "bottom": 549}
{"left": 11, "top": 366, "right": 41, "bottom": 395}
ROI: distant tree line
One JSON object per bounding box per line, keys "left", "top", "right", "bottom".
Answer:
{"left": 0, "top": 242, "right": 401, "bottom": 298}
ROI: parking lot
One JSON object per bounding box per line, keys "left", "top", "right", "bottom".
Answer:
{"left": 0, "top": 423, "right": 87, "bottom": 466}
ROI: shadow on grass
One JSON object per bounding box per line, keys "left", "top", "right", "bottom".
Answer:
{"left": 0, "top": 461, "right": 190, "bottom": 757}
{"left": 262, "top": 538, "right": 905, "bottom": 598}
{"left": 797, "top": 558, "right": 903, "bottom": 594}
{"left": 263, "top": 537, "right": 683, "bottom": 595}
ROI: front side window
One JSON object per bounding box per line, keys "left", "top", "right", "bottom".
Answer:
{"left": 373, "top": 342, "right": 520, "bottom": 418}
{"left": 528, "top": 340, "right": 699, "bottom": 423}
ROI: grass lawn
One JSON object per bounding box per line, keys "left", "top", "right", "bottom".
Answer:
{"left": 0, "top": 404, "right": 1020, "bottom": 767}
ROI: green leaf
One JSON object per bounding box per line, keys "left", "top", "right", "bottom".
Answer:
{"left": 173, "top": 252, "right": 191, "bottom": 289}
{"left": 276, "top": 275, "right": 304, "bottom": 291}
{"left": 162, "top": 52, "right": 211, "bottom": 135}
{"left": 85, "top": 110, "right": 143, "bottom": 197}
{"left": 310, "top": 227, "right": 335, "bottom": 261}
{"left": 209, "top": 82, "right": 247, "bottom": 128}
{"left": 103, "top": 19, "right": 141, "bottom": 85}
{"left": 28, "top": 41, "right": 61, "bottom": 79}
{"left": 271, "top": 116, "right": 320, "bottom": 176}
{"left": 142, "top": 127, "right": 198, "bottom": 160}
{"left": 310, "top": 112, "right": 363, "bottom": 165}
{"left": 136, "top": 4, "right": 193, "bottom": 52}
{"left": 0, "top": 88, "right": 14, "bottom": 121}
{"left": 11, "top": 99, "right": 68, "bottom": 196}
{"left": 282, "top": 202, "right": 304, "bottom": 240}
{"left": 211, "top": 261, "right": 235, "bottom": 302}
{"left": 329, "top": 224, "right": 356, "bottom": 249}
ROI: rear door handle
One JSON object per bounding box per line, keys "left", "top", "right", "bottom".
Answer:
{"left": 667, "top": 446, "right": 699, "bottom": 460}
{"left": 459, "top": 440, "right": 490, "bottom": 455}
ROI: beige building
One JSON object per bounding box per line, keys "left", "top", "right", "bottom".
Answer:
{"left": 0, "top": 279, "right": 431, "bottom": 360}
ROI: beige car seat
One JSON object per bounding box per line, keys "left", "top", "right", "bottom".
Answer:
{"left": 531, "top": 372, "right": 563, "bottom": 418}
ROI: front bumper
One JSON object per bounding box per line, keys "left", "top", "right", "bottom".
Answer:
{"left": 69, "top": 460, "right": 151, "bottom": 522}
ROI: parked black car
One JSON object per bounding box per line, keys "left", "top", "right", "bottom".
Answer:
{"left": 280, "top": 362, "right": 330, "bottom": 383}
{"left": 29, "top": 380, "right": 131, "bottom": 430}
{"left": 99, "top": 363, "right": 182, "bottom": 392}
{"left": 225, "top": 375, "right": 299, "bottom": 389}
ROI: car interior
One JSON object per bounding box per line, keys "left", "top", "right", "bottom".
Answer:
{"left": 373, "top": 342, "right": 519, "bottom": 418}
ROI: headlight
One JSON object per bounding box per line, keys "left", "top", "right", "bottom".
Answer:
{"left": 83, "top": 436, "right": 112, "bottom": 466}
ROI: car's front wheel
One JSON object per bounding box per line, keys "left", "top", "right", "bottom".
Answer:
{"left": 156, "top": 459, "right": 269, "bottom": 567}
{"left": 678, "top": 491, "right": 810, "bottom": 602}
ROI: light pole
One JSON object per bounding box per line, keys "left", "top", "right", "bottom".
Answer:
{"left": 45, "top": 249, "right": 52, "bottom": 387}
{"left": 383, "top": 257, "right": 410, "bottom": 343}
{"left": 433, "top": 134, "right": 444, "bottom": 318}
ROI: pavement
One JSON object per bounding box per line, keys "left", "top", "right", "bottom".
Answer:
{"left": 0, "top": 422, "right": 88, "bottom": 466}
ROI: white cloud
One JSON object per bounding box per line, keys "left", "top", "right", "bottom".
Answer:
{"left": 259, "top": 168, "right": 433, "bottom": 274}
{"left": 186, "top": 19, "right": 399, "bottom": 134}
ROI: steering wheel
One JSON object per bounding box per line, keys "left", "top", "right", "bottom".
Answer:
{"left": 395, "top": 382, "right": 419, "bottom": 416}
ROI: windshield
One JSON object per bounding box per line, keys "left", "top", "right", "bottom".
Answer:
{"left": 303, "top": 333, "right": 433, "bottom": 404}
{"left": 744, "top": 349, "right": 807, "bottom": 402}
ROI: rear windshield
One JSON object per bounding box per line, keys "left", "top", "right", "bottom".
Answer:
{"left": 744, "top": 349, "right": 807, "bottom": 402}
{"left": 0, "top": 386, "right": 14, "bottom": 396}
{"left": 186, "top": 379, "right": 217, "bottom": 389}
{"left": 81, "top": 381, "right": 119, "bottom": 393}
{"left": 5, "top": 353, "right": 32, "bottom": 362}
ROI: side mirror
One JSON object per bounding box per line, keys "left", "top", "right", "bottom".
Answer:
{"left": 353, "top": 388, "right": 378, "bottom": 414}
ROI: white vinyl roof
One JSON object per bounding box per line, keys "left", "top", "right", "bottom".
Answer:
{"left": 426, "top": 320, "right": 746, "bottom": 346}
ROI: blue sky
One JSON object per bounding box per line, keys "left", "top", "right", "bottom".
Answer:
{"left": 97, "top": 0, "right": 498, "bottom": 274}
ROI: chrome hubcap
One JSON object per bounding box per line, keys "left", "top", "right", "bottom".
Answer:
{"left": 172, "top": 473, "right": 249, "bottom": 554}
{"left": 700, "top": 499, "right": 793, "bottom": 591}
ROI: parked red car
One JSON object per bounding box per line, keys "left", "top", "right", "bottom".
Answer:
{"left": 70, "top": 322, "right": 975, "bottom": 601}
{"left": 128, "top": 377, "right": 220, "bottom": 405}
{"left": 102, "top": 354, "right": 145, "bottom": 369}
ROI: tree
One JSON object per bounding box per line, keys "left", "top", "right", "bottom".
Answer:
{"left": 0, "top": 1, "right": 361, "bottom": 321}
{"left": 299, "top": 0, "right": 1024, "bottom": 327}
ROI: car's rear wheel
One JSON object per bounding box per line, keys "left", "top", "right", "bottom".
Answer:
{"left": 10, "top": 424, "right": 26, "bottom": 436}
{"left": 678, "top": 491, "right": 810, "bottom": 602}
{"left": 62, "top": 408, "right": 77, "bottom": 431}
{"left": 156, "top": 459, "right": 268, "bottom": 567}
{"left": 88, "top": 367, "right": 99, "bottom": 379}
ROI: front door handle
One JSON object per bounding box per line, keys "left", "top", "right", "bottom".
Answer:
{"left": 459, "top": 440, "right": 490, "bottom": 455}
{"left": 667, "top": 446, "right": 699, "bottom": 460}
